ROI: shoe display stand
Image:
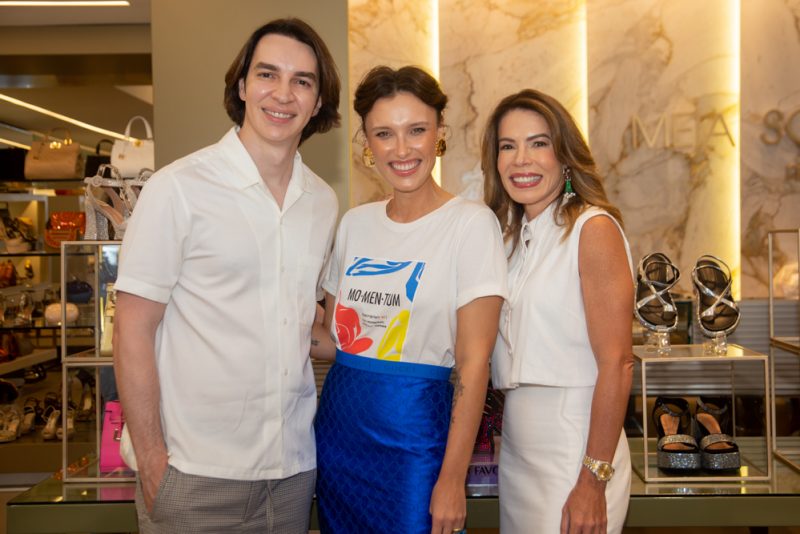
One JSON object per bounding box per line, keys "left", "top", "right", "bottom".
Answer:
{"left": 632, "top": 343, "right": 772, "bottom": 483}
{"left": 59, "top": 240, "right": 134, "bottom": 483}
{"left": 0, "top": 191, "right": 58, "bottom": 378}
{"left": 0, "top": 185, "right": 90, "bottom": 473}
{"left": 768, "top": 228, "right": 800, "bottom": 472}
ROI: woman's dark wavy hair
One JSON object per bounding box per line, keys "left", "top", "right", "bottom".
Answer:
{"left": 223, "top": 18, "right": 341, "bottom": 145}
{"left": 481, "top": 89, "right": 623, "bottom": 255}
{"left": 353, "top": 65, "right": 447, "bottom": 129}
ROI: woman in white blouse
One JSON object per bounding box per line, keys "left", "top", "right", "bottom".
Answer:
{"left": 483, "top": 89, "right": 633, "bottom": 534}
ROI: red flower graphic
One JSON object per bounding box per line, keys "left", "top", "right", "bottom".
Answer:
{"left": 335, "top": 302, "right": 372, "bottom": 354}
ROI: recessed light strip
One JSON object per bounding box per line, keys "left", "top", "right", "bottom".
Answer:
{"left": 0, "top": 137, "right": 30, "bottom": 149}
{"left": 0, "top": 1, "right": 130, "bottom": 6}
{"left": 0, "top": 92, "right": 134, "bottom": 142}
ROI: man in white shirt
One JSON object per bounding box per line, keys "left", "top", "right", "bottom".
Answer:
{"left": 113, "top": 18, "right": 340, "bottom": 533}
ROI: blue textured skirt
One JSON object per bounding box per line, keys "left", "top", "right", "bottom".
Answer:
{"left": 315, "top": 350, "right": 453, "bottom": 534}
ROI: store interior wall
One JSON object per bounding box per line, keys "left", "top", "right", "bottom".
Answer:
{"left": 150, "top": 0, "right": 350, "bottom": 214}
{"left": 347, "top": 0, "right": 800, "bottom": 301}
{"left": 1, "top": 1, "right": 797, "bottom": 300}
{"left": 0, "top": 23, "right": 152, "bottom": 151}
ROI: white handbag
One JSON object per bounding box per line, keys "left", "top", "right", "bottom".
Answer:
{"left": 111, "top": 116, "right": 155, "bottom": 178}
{"left": 119, "top": 423, "right": 138, "bottom": 471}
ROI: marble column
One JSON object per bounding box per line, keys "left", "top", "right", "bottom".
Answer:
{"left": 348, "top": 0, "right": 436, "bottom": 206}
{"left": 439, "top": 0, "right": 586, "bottom": 199}
{"left": 740, "top": 0, "right": 800, "bottom": 298}
{"left": 588, "top": 0, "right": 740, "bottom": 296}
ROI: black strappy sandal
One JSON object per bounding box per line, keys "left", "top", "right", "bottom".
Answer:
{"left": 695, "top": 396, "right": 741, "bottom": 471}
{"left": 652, "top": 396, "right": 701, "bottom": 471}
{"left": 635, "top": 252, "right": 681, "bottom": 332}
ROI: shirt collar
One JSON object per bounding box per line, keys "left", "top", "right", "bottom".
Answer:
{"left": 219, "top": 127, "right": 311, "bottom": 193}
{"left": 519, "top": 201, "right": 558, "bottom": 251}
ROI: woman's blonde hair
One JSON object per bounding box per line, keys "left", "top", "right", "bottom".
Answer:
{"left": 481, "top": 89, "right": 623, "bottom": 255}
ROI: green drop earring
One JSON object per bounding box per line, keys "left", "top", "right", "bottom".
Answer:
{"left": 563, "top": 166, "right": 576, "bottom": 201}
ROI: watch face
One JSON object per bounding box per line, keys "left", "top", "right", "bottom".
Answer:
{"left": 596, "top": 463, "right": 613, "bottom": 481}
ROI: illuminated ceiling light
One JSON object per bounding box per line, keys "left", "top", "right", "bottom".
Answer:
{"left": 0, "top": 137, "right": 29, "bottom": 149}
{"left": 0, "top": 1, "right": 130, "bottom": 6}
{"left": 0, "top": 92, "right": 134, "bottom": 142}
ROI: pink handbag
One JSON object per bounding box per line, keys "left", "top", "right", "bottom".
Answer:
{"left": 99, "top": 401, "right": 127, "bottom": 473}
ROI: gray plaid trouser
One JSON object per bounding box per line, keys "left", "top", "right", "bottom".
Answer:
{"left": 135, "top": 465, "right": 316, "bottom": 533}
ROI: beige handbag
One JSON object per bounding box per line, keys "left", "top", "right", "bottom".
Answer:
{"left": 24, "top": 128, "right": 85, "bottom": 180}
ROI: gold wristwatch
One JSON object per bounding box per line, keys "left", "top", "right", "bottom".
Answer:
{"left": 582, "top": 455, "right": 614, "bottom": 481}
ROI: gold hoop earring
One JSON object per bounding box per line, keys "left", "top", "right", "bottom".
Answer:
{"left": 435, "top": 138, "right": 447, "bottom": 157}
{"left": 362, "top": 146, "right": 375, "bottom": 168}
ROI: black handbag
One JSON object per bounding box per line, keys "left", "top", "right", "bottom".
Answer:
{"left": 85, "top": 139, "right": 114, "bottom": 177}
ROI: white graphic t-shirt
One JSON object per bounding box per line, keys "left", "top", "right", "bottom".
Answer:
{"left": 323, "top": 197, "right": 508, "bottom": 368}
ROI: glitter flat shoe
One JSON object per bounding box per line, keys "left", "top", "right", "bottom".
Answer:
{"left": 653, "top": 396, "right": 701, "bottom": 471}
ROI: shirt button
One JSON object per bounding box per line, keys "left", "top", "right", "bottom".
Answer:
{"left": 283, "top": 369, "right": 289, "bottom": 376}
{"left": 283, "top": 318, "right": 288, "bottom": 325}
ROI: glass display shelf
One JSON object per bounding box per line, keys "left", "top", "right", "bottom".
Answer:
{"left": 768, "top": 228, "right": 800, "bottom": 474}
{"left": 0, "top": 347, "right": 57, "bottom": 375}
{"left": 60, "top": 241, "right": 120, "bottom": 361}
{"left": 0, "top": 180, "right": 85, "bottom": 193}
{"left": 0, "top": 317, "right": 95, "bottom": 331}
{"left": 773, "top": 336, "right": 800, "bottom": 354}
{"left": 633, "top": 343, "right": 771, "bottom": 483}
{"left": 10, "top": 452, "right": 800, "bottom": 533}
{"left": 0, "top": 250, "right": 62, "bottom": 258}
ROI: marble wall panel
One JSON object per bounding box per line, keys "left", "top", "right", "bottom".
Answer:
{"left": 741, "top": 0, "right": 800, "bottom": 299}
{"left": 439, "top": 0, "right": 585, "bottom": 199}
{"left": 348, "top": 0, "right": 436, "bottom": 206}
{"left": 588, "top": 0, "right": 739, "bottom": 296}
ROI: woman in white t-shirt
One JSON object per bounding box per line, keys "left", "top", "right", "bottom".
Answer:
{"left": 310, "top": 65, "right": 507, "bottom": 534}
{"left": 483, "top": 89, "right": 633, "bottom": 533}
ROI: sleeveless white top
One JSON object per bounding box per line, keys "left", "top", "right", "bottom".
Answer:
{"left": 492, "top": 202, "right": 633, "bottom": 389}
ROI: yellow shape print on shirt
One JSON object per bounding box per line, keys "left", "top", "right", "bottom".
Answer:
{"left": 377, "top": 310, "right": 409, "bottom": 361}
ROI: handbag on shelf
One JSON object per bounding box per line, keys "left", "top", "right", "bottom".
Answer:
{"left": 44, "top": 211, "right": 86, "bottom": 250}
{"left": 23, "top": 128, "right": 85, "bottom": 180}
{"left": 85, "top": 139, "right": 113, "bottom": 177}
{"left": 119, "top": 423, "right": 138, "bottom": 471}
{"left": 100, "top": 400, "right": 130, "bottom": 473}
{"left": 111, "top": 116, "right": 154, "bottom": 178}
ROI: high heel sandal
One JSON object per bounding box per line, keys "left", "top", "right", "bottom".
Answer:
{"left": 652, "top": 396, "right": 701, "bottom": 471}
{"left": 695, "top": 396, "right": 741, "bottom": 471}
{"left": 41, "top": 405, "right": 61, "bottom": 441}
{"left": 691, "top": 255, "right": 740, "bottom": 354}
{"left": 474, "top": 389, "right": 504, "bottom": 455}
{"left": 84, "top": 164, "right": 129, "bottom": 240}
{"left": 20, "top": 397, "right": 39, "bottom": 434}
{"left": 635, "top": 253, "right": 680, "bottom": 353}
{"left": 56, "top": 408, "right": 76, "bottom": 440}
{"left": 75, "top": 369, "right": 96, "bottom": 422}
{"left": 0, "top": 406, "right": 21, "bottom": 443}
{"left": 122, "top": 168, "right": 153, "bottom": 212}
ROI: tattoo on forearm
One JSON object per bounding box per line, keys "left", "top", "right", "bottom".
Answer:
{"left": 311, "top": 338, "right": 319, "bottom": 346}
{"left": 451, "top": 367, "right": 464, "bottom": 425}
